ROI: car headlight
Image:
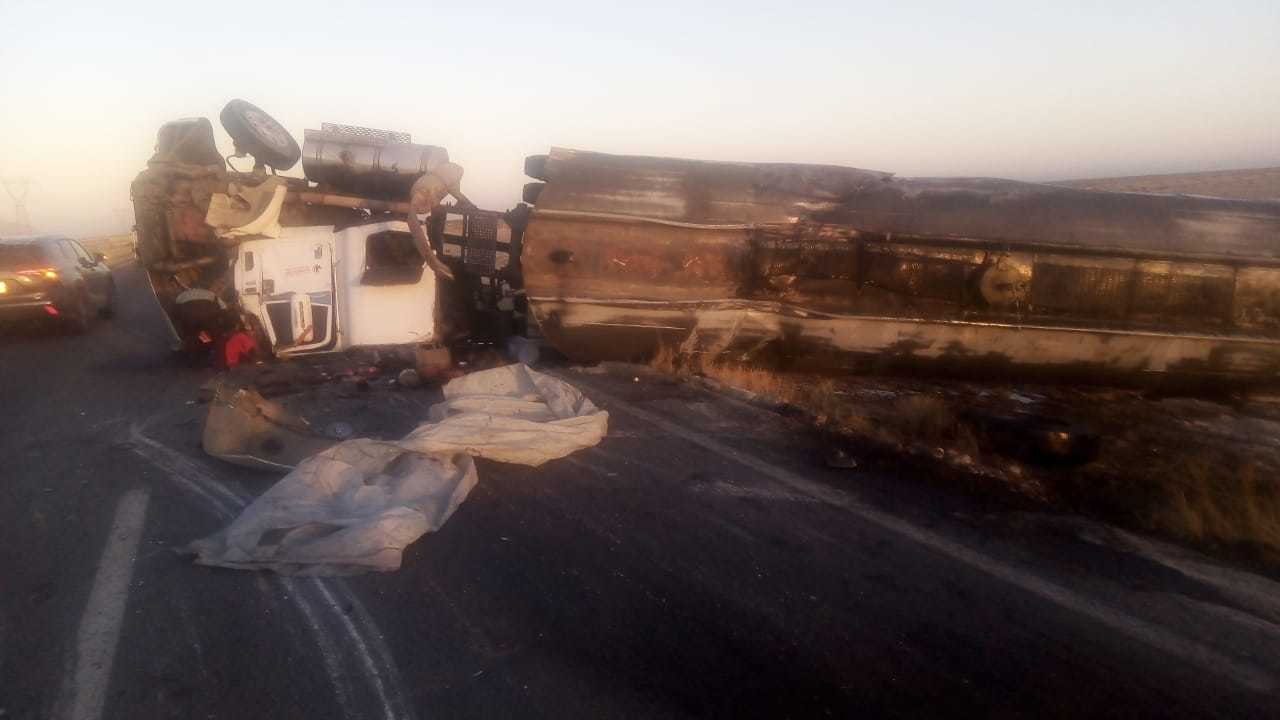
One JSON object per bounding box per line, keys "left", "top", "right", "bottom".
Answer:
{"left": 0, "top": 280, "right": 7, "bottom": 294}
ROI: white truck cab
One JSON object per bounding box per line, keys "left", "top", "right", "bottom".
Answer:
{"left": 233, "top": 220, "right": 437, "bottom": 356}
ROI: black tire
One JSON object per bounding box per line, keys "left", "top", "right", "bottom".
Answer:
{"left": 524, "top": 154, "right": 550, "bottom": 181}
{"left": 66, "top": 291, "right": 91, "bottom": 334}
{"left": 522, "top": 182, "right": 545, "bottom": 204}
{"left": 99, "top": 278, "right": 116, "bottom": 318}
{"left": 219, "top": 99, "right": 301, "bottom": 171}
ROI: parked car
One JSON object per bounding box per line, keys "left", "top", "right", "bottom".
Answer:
{"left": 0, "top": 236, "right": 114, "bottom": 332}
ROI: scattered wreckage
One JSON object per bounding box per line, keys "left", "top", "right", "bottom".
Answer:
{"left": 132, "top": 99, "right": 1280, "bottom": 383}
{"left": 189, "top": 364, "right": 608, "bottom": 575}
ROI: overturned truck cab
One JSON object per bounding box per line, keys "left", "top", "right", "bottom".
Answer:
{"left": 520, "top": 149, "right": 1280, "bottom": 384}
{"left": 131, "top": 100, "right": 525, "bottom": 365}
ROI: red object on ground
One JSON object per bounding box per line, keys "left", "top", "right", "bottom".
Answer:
{"left": 43, "top": 305, "right": 60, "bottom": 316}
{"left": 223, "top": 331, "right": 258, "bottom": 369}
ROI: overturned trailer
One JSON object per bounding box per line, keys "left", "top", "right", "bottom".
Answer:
{"left": 521, "top": 149, "right": 1280, "bottom": 383}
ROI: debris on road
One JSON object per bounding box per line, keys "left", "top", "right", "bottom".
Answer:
{"left": 202, "top": 385, "right": 337, "bottom": 471}
{"left": 414, "top": 345, "right": 453, "bottom": 380}
{"left": 187, "top": 364, "right": 607, "bottom": 575}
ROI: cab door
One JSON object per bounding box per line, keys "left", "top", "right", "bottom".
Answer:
{"left": 244, "top": 230, "right": 337, "bottom": 354}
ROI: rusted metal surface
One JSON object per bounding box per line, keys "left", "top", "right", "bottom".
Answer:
{"left": 522, "top": 148, "right": 1280, "bottom": 381}
{"left": 405, "top": 164, "right": 466, "bottom": 281}
{"left": 291, "top": 190, "right": 411, "bottom": 214}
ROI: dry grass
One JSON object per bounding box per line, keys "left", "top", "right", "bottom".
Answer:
{"left": 690, "top": 357, "right": 967, "bottom": 451}
{"left": 651, "top": 346, "right": 1280, "bottom": 564}
{"left": 699, "top": 362, "right": 793, "bottom": 401}
{"left": 693, "top": 360, "right": 853, "bottom": 426}
{"left": 1145, "top": 460, "right": 1280, "bottom": 556}
{"left": 884, "top": 395, "right": 953, "bottom": 444}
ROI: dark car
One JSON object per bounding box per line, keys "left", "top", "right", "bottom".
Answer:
{"left": 0, "top": 236, "right": 114, "bottom": 332}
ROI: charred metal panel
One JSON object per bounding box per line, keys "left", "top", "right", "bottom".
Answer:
{"left": 1029, "top": 256, "right": 1133, "bottom": 322}
{"left": 816, "top": 177, "right": 1280, "bottom": 260}
{"left": 531, "top": 149, "right": 892, "bottom": 225}
{"left": 1234, "top": 268, "right": 1280, "bottom": 333}
{"left": 522, "top": 215, "right": 748, "bottom": 303}
{"left": 532, "top": 149, "right": 1280, "bottom": 260}
{"left": 1129, "top": 261, "right": 1235, "bottom": 328}
{"left": 860, "top": 243, "right": 974, "bottom": 311}
{"left": 528, "top": 297, "right": 1280, "bottom": 378}
{"left": 523, "top": 148, "right": 1280, "bottom": 381}
{"left": 750, "top": 226, "right": 860, "bottom": 312}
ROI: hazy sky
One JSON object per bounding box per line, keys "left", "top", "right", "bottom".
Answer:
{"left": 1, "top": 0, "right": 1277, "bottom": 236}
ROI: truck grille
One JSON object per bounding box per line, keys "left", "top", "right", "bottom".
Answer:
{"left": 463, "top": 216, "right": 498, "bottom": 273}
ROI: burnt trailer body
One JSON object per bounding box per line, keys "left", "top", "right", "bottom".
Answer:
{"left": 521, "top": 148, "right": 1280, "bottom": 382}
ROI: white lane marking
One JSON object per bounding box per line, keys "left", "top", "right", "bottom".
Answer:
{"left": 127, "top": 421, "right": 411, "bottom": 719}
{"left": 281, "top": 577, "right": 358, "bottom": 718}
{"left": 53, "top": 488, "right": 151, "bottom": 720}
{"left": 576, "top": 379, "right": 1277, "bottom": 694}
{"left": 334, "top": 580, "right": 414, "bottom": 720}
{"left": 128, "top": 424, "right": 245, "bottom": 515}
{"left": 311, "top": 578, "right": 400, "bottom": 720}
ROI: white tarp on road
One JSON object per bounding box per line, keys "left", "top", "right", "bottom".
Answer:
{"left": 188, "top": 364, "right": 608, "bottom": 575}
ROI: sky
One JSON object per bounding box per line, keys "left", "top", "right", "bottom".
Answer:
{"left": 1, "top": 0, "right": 1277, "bottom": 237}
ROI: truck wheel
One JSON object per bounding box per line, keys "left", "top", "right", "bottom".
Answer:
{"left": 524, "top": 154, "right": 550, "bottom": 181}
{"left": 219, "top": 99, "right": 302, "bottom": 171}
{"left": 523, "top": 182, "right": 545, "bottom": 204}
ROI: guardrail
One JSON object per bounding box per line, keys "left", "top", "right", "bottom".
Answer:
{"left": 80, "top": 233, "right": 137, "bottom": 269}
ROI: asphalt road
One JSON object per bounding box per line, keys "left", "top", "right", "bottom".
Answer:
{"left": 3, "top": 262, "right": 1280, "bottom": 719}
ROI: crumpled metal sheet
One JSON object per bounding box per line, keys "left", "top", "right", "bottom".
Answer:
{"left": 202, "top": 385, "right": 338, "bottom": 471}
{"left": 205, "top": 177, "right": 288, "bottom": 239}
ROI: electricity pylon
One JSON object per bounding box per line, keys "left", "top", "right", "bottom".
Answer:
{"left": 3, "top": 178, "right": 33, "bottom": 234}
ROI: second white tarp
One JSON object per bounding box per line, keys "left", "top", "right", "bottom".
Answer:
{"left": 188, "top": 364, "right": 608, "bottom": 575}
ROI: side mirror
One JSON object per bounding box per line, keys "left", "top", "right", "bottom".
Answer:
{"left": 94, "top": 252, "right": 107, "bottom": 263}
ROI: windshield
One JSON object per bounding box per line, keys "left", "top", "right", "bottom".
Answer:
{"left": 0, "top": 243, "right": 50, "bottom": 268}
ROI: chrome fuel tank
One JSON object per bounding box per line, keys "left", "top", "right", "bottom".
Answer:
{"left": 302, "top": 123, "right": 449, "bottom": 199}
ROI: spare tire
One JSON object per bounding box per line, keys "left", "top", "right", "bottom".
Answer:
{"left": 219, "top": 99, "right": 302, "bottom": 171}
